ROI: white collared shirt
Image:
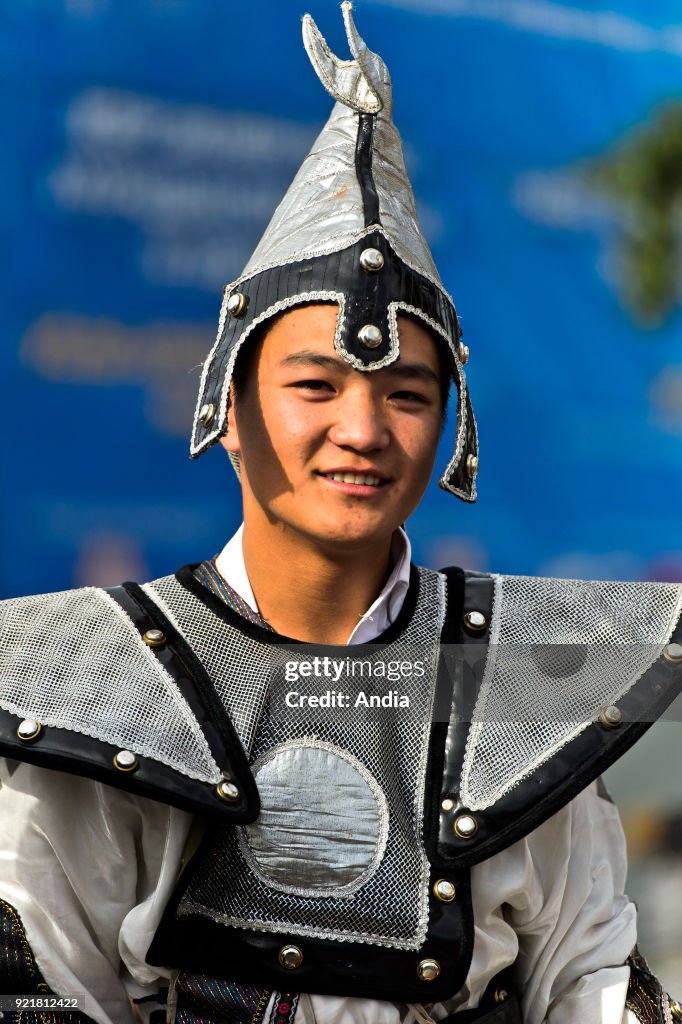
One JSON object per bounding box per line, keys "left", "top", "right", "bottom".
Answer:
{"left": 216, "top": 524, "right": 412, "bottom": 643}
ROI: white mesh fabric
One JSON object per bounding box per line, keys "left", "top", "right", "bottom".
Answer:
{"left": 460, "top": 575, "right": 682, "bottom": 811}
{"left": 144, "top": 576, "right": 273, "bottom": 754}
{"left": 145, "top": 570, "right": 446, "bottom": 950}
{"left": 0, "top": 586, "right": 221, "bottom": 783}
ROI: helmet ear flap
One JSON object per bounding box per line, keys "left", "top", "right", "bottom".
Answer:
{"left": 438, "top": 375, "right": 478, "bottom": 502}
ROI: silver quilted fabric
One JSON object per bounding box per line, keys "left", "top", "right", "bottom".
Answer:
{"left": 460, "top": 574, "right": 682, "bottom": 811}
{"left": 239, "top": 738, "right": 389, "bottom": 898}
{"left": 0, "top": 586, "right": 221, "bottom": 782}
{"left": 145, "top": 568, "right": 445, "bottom": 950}
{"left": 239, "top": 5, "right": 442, "bottom": 291}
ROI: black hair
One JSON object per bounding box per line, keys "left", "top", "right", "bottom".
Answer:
{"left": 231, "top": 314, "right": 283, "bottom": 401}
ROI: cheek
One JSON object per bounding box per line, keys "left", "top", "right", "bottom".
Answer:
{"left": 261, "top": 393, "right": 327, "bottom": 456}
{"left": 400, "top": 416, "right": 441, "bottom": 467}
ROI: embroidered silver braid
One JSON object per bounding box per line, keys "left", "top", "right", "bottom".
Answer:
{"left": 0, "top": 587, "right": 221, "bottom": 782}
{"left": 144, "top": 569, "right": 446, "bottom": 950}
{"left": 460, "top": 574, "right": 682, "bottom": 811}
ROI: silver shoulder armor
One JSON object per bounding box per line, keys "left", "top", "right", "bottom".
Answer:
{"left": 0, "top": 580, "right": 258, "bottom": 821}
{"left": 436, "top": 569, "right": 682, "bottom": 865}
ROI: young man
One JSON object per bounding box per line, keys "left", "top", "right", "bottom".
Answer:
{"left": 0, "top": 6, "right": 681, "bottom": 1024}
{"left": 219, "top": 304, "right": 444, "bottom": 645}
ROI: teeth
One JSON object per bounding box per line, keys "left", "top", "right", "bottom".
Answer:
{"left": 327, "top": 473, "right": 383, "bottom": 487}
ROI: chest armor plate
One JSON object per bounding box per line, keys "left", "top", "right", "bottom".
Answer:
{"left": 146, "top": 567, "right": 474, "bottom": 1002}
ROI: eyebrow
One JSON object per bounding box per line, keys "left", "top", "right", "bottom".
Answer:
{"left": 280, "top": 351, "right": 440, "bottom": 387}
{"left": 280, "top": 352, "right": 342, "bottom": 372}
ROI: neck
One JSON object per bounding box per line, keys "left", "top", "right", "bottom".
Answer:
{"left": 241, "top": 520, "right": 395, "bottom": 644}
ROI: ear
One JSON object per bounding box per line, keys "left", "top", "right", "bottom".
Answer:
{"left": 220, "top": 383, "right": 241, "bottom": 456}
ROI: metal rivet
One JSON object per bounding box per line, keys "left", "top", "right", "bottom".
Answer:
{"left": 216, "top": 780, "right": 240, "bottom": 803}
{"left": 113, "top": 750, "right": 139, "bottom": 772}
{"left": 416, "top": 959, "right": 441, "bottom": 982}
{"left": 358, "top": 324, "right": 382, "bottom": 349}
{"left": 670, "top": 999, "right": 682, "bottom": 1023}
{"left": 199, "top": 402, "right": 216, "bottom": 429}
{"left": 463, "top": 610, "right": 487, "bottom": 635}
{"left": 663, "top": 643, "right": 682, "bottom": 664}
{"left": 466, "top": 454, "right": 479, "bottom": 478}
{"left": 278, "top": 945, "right": 303, "bottom": 970}
{"left": 433, "top": 879, "right": 456, "bottom": 903}
{"left": 599, "top": 705, "right": 622, "bottom": 729}
{"left": 494, "top": 989, "right": 509, "bottom": 1004}
{"left": 359, "top": 247, "right": 385, "bottom": 272}
{"left": 227, "top": 292, "right": 248, "bottom": 318}
{"left": 441, "top": 798, "right": 454, "bottom": 812}
{"left": 143, "top": 629, "right": 166, "bottom": 648}
{"left": 458, "top": 342, "right": 470, "bottom": 365}
{"left": 454, "top": 813, "right": 478, "bottom": 839}
{"left": 17, "top": 719, "right": 42, "bottom": 743}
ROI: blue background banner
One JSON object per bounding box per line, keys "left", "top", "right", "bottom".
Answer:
{"left": 2, "top": 0, "right": 681, "bottom": 597}
{"left": 3, "top": 0, "right": 682, "bottom": 992}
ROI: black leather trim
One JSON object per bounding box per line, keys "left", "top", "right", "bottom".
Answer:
{"left": 113, "top": 582, "right": 259, "bottom": 817}
{"left": 355, "top": 113, "right": 380, "bottom": 227}
{"left": 194, "top": 232, "right": 459, "bottom": 431}
{"left": 436, "top": 573, "right": 682, "bottom": 867}
{"left": 423, "top": 567, "right": 465, "bottom": 865}
{"left": 148, "top": 850, "right": 473, "bottom": 1003}
{"left": 174, "top": 561, "right": 422, "bottom": 650}
{"left": 437, "top": 572, "right": 494, "bottom": 864}
{"left": 0, "top": 584, "right": 259, "bottom": 824}
{"left": 0, "top": 707, "right": 255, "bottom": 822}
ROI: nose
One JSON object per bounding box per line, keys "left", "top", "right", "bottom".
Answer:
{"left": 327, "top": 383, "right": 390, "bottom": 453}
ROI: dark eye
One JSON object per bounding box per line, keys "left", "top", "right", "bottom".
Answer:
{"left": 292, "top": 379, "right": 334, "bottom": 392}
{"left": 391, "top": 390, "right": 428, "bottom": 404}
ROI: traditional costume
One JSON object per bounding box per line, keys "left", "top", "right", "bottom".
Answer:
{"left": 0, "top": 6, "right": 681, "bottom": 1024}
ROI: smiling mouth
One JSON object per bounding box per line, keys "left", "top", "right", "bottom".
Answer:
{"left": 320, "top": 472, "right": 387, "bottom": 488}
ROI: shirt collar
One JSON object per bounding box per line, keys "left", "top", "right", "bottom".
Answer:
{"left": 214, "top": 525, "right": 412, "bottom": 644}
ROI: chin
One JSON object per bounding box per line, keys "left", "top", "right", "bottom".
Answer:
{"left": 265, "top": 497, "right": 405, "bottom": 551}
{"left": 304, "top": 518, "right": 398, "bottom": 551}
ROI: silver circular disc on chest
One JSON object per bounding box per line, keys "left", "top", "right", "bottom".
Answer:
{"left": 240, "top": 738, "right": 389, "bottom": 897}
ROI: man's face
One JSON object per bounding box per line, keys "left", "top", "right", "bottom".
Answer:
{"left": 222, "top": 304, "right": 444, "bottom": 552}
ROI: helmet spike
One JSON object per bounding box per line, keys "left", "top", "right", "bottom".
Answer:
{"left": 302, "top": 10, "right": 384, "bottom": 113}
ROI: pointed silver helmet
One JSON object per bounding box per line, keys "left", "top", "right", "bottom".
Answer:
{"left": 191, "top": 2, "right": 478, "bottom": 501}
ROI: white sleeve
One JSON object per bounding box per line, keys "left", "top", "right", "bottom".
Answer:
{"left": 0, "top": 758, "right": 193, "bottom": 1024}
{"left": 470, "top": 780, "right": 637, "bottom": 1024}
